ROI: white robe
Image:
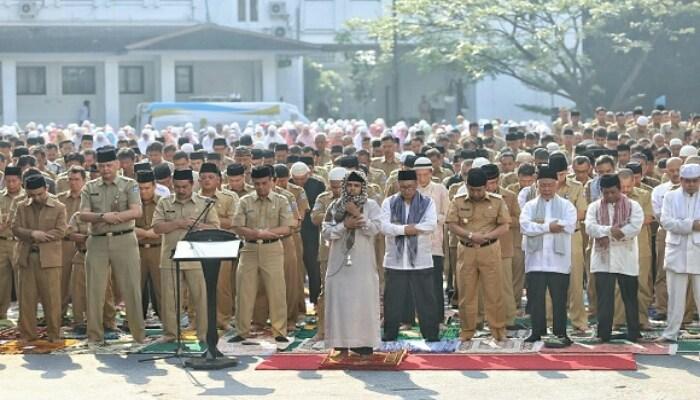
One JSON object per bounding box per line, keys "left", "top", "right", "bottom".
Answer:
{"left": 585, "top": 198, "right": 643, "bottom": 276}
{"left": 661, "top": 188, "right": 700, "bottom": 274}
{"left": 519, "top": 195, "right": 577, "bottom": 274}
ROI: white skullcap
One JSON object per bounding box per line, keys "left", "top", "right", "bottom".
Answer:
{"left": 181, "top": 143, "right": 194, "bottom": 154}
{"left": 680, "top": 145, "right": 698, "bottom": 158}
{"left": 669, "top": 138, "right": 683, "bottom": 147}
{"left": 516, "top": 152, "right": 534, "bottom": 163}
{"left": 680, "top": 163, "right": 700, "bottom": 179}
{"left": 399, "top": 151, "right": 416, "bottom": 164}
{"left": 473, "top": 157, "right": 490, "bottom": 168}
{"left": 636, "top": 116, "right": 649, "bottom": 126}
{"left": 328, "top": 167, "right": 347, "bottom": 181}
{"left": 290, "top": 161, "right": 310, "bottom": 176}
{"left": 413, "top": 157, "right": 432, "bottom": 170}
{"left": 546, "top": 142, "right": 560, "bottom": 153}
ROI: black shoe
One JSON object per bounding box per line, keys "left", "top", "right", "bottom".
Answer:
{"left": 425, "top": 337, "right": 441, "bottom": 343}
{"left": 653, "top": 313, "right": 667, "bottom": 321}
{"left": 275, "top": 336, "right": 289, "bottom": 343}
{"left": 524, "top": 334, "right": 541, "bottom": 343}
{"left": 350, "top": 347, "right": 373, "bottom": 356}
{"left": 381, "top": 336, "right": 398, "bottom": 342}
{"left": 506, "top": 323, "right": 528, "bottom": 330}
{"left": 557, "top": 336, "right": 573, "bottom": 346}
{"left": 228, "top": 335, "right": 245, "bottom": 343}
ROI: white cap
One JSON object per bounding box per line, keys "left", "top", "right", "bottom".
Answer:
{"left": 636, "top": 116, "right": 649, "bottom": 126}
{"left": 413, "top": 157, "right": 432, "bottom": 170}
{"left": 516, "top": 152, "right": 534, "bottom": 164}
{"left": 399, "top": 151, "right": 416, "bottom": 164}
{"left": 180, "top": 143, "right": 194, "bottom": 154}
{"left": 670, "top": 138, "right": 683, "bottom": 147}
{"left": 680, "top": 163, "right": 700, "bottom": 179}
{"left": 546, "top": 142, "right": 560, "bottom": 153}
{"left": 329, "top": 167, "right": 347, "bottom": 181}
{"left": 680, "top": 145, "right": 699, "bottom": 158}
{"left": 290, "top": 161, "right": 310, "bottom": 177}
{"left": 472, "top": 157, "right": 490, "bottom": 168}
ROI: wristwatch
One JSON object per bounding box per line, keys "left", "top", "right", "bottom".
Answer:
{"left": 99, "top": 213, "right": 105, "bottom": 221}
{"left": 467, "top": 232, "right": 473, "bottom": 241}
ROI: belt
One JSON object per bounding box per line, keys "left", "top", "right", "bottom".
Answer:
{"left": 460, "top": 238, "right": 498, "bottom": 248}
{"left": 29, "top": 246, "right": 40, "bottom": 253}
{"left": 0, "top": 236, "right": 15, "bottom": 241}
{"left": 91, "top": 229, "right": 134, "bottom": 237}
{"left": 245, "top": 238, "right": 280, "bottom": 245}
{"left": 139, "top": 243, "right": 161, "bottom": 249}
{"left": 78, "top": 248, "right": 87, "bottom": 254}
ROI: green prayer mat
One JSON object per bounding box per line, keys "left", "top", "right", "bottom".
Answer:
{"left": 677, "top": 340, "right": 700, "bottom": 353}
{"left": 137, "top": 341, "right": 206, "bottom": 354}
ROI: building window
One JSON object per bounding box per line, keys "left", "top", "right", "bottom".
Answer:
{"left": 250, "top": 0, "right": 258, "bottom": 21}
{"left": 16, "top": 66, "right": 46, "bottom": 95}
{"left": 237, "top": 0, "right": 246, "bottom": 21}
{"left": 175, "top": 65, "right": 193, "bottom": 94}
{"left": 62, "top": 66, "right": 96, "bottom": 95}
{"left": 119, "top": 66, "right": 144, "bottom": 94}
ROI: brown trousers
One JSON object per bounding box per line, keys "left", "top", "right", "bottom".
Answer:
{"left": 654, "top": 229, "right": 668, "bottom": 314}
{"left": 216, "top": 260, "right": 234, "bottom": 329}
{"left": 456, "top": 242, "right": 505, "bottom": 340}
{"left": 71, "top": 251, "right": 116, "bottom": 328}
{"left": 160, "top": 268, "right": 207, "bottom": 342}
{"left": 512, "top": 247, "right": 525, "bottom": 309}
{"left": 19, "top": 253, "right": 61, "bottom": 341}
{"left": 253, "top": 236, "right": 300, "bottom": 326}
{"left": 0, "top": 240, "right": 17, "bottom": 319}
{"left": 139, "top": 246, "right": 162, "bottom": 316}
{"left": 60, "top": 240, "right": 75, "bottom": 314}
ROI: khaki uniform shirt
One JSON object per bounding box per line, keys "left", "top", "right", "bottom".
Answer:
{"left": 79, "top": 176, "right": 142, "bottom": 235}
{"left": 58, "top": 191, "right": 81, "bottom": 239}
{"left": 227, "top": 183, "right": 254, "bottom": 199}
{"left": 274, "top": 186, "right": 300, "bottom": 230}
{"left": 199, "top": 189, "right": 238, "bottom": 231}
{"left": 231, "top": 191, "right": 295, "bottom": 236}
{"left": 0, "top": 189, "right": 22, "bottom": 239}
{"left": 496, "top": 187, "right": 519, "bottom": 258}
{"left": 286, "top": 183, "right": 309, "bottom": 232}
{"left": 628, "top": 187, "right": 653, "bottom": 259}
{"left": 446, "top": 192, "right": 511, "bottom": 243}
{"left": 371, "top": 156, "right": 401, "bottom": 178}
{"left": 311, "top": 191, "right": 336, "bottom": 262}
{"left": 660, "top": 122, "right": 687, "bottom": 141}
{"left": 153, "top": 193, "right": 220, "bottom": 269}
{"left": 135, "top": 195, "right": 161, "bottom": 246}
{"left": 12, "top": 194, "right": 68, "bottom": 268}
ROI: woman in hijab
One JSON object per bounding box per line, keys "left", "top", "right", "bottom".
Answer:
{"left": 322, "top": 170, "right": 383, "bottom": 356}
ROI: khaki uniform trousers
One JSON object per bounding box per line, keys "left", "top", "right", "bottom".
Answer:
{"left": 456, "top": 241, "right": 505, "bottom": 340}
{"left": 448, "top": 245, "right": 458, "bottom": 306}
{"left": 654, "top": 229, "right": 668, "bottom": 314}
{"left": 375, "top": 234, "right": 385, "bottom": 294}
{"left": 253, "top": 236, "right": 300, "bottom": 326}
{"left": 86, "top": 233, "right": 145, "bottom": 343}
{"left": 614, "top": 252, "right": 653, "bottom": 328}
{"left": 236, "top": 241, "right": 287, "bottom": 338}
{"left": 216, "top": 260, "right": 234, "bottom": 329}
{"left": 501, "top": 257, "right": 516, "bottom": 325}
{"left": 0, "top": 240, "right": 17, "bottom": 319}
{"left": 19, "top": 253, "right": 61, "bottom": 341}
{"left": 512, "top": 247, "right": 525, "bottom": 309}
{"left": 160, "top": 267, "right": 207, "bottom": 342}
{"left": 315, "top": 259, "right": 328, "bottom": 338}
{"left": 547, "top": 231, "right": 588, "bottom": 330}
{"left": 60, "top": 240, "right": 75, "bottom": 314}
{"left": 71, "top": 250, "right": 116, "bottom": 328}
{"left": 139, "top": 246, "right": 162, "bottom": 316}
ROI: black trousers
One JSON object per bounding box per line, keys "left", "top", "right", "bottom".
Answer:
{"left": 432, "top": 256, "right": 445, "bottom": 322}
{"left": 301, "top": 222, "right": 321, "bottom": 304}
{"left": 526, "top": 271, "right": 569, "bottom": 337}
{"left": 384, "top": 268, "right": 439, "bottom": 340}
{"left": 595, "top": 272, "right": 640, "bottom": 341}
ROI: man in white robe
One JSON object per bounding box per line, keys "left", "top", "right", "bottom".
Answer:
{"left": 585, "top": 174, "right": 643, "bottom": 342}
{"left": 520, "top": 165, "right": 577, "bottom": 345}
{"left": 658, "top": 163, "right": 700, "bottom": 342}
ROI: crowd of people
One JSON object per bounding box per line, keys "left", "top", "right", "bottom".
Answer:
{"left": 0, "top": 105, "right": 699, "bottom": 357}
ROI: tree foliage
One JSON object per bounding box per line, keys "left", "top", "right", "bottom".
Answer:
{"left": 359, "top": 0, "right": 698, "bottom": 114}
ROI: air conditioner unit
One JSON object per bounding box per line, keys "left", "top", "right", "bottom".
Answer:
{"left": 269, "top": 1, "right": 288, "bottom": 18}
{"left": 273, "top": 26, "right": 288, "bottom": 38}
{"left": 18, "top": 0, "right": 39, "bottom": 19}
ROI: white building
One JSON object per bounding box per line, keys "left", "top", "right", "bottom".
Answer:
{"left": 0, "top": 0, "right": 556, "bottom": 127}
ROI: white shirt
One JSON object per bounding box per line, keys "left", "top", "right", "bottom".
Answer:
{"left": 661, "top": 188, "right": 700, "bottom": 274}
{"left": 417, "top": 181, "right": 449, "bottom": 256}
{"left": 519, "top": 195, "right": 577, "bottom": 274}
{"left": 155, "top": 183, "right": 171, "bottom": 199}
{"left": 651, "top": 181, "right": 674, "bottom": 218}
{"left": 380, "top": 195, "right": 437, "bottom": 270}
{"left": 585, "top": 198, "right": 643, "bottom": 276}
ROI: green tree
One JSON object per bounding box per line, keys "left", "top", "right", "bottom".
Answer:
{"left": 359, "top": 0, "right": 697, "bottom": 114}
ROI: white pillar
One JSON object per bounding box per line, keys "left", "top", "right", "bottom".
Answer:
{"left": 104, "top": 60, "right": 120, "bottom": 128}
{"left": 261, "top": 56, "right": 277, "bottom": 102}
{"left": 159, "top": 55, "right": 175, "bottom": 102}
{"left": 1, "top": 60, "right": 17, "bottom": 125}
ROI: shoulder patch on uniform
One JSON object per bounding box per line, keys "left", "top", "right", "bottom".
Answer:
{"left": 487, "top": 192, "right": 502, "bottom": 199}
{"left": 454, "top": 192, "right": 468, "bottom": 199}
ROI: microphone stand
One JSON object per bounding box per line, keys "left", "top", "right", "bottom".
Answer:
{"left": 139, "top": 198, "right": 215, "bottom": 364}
